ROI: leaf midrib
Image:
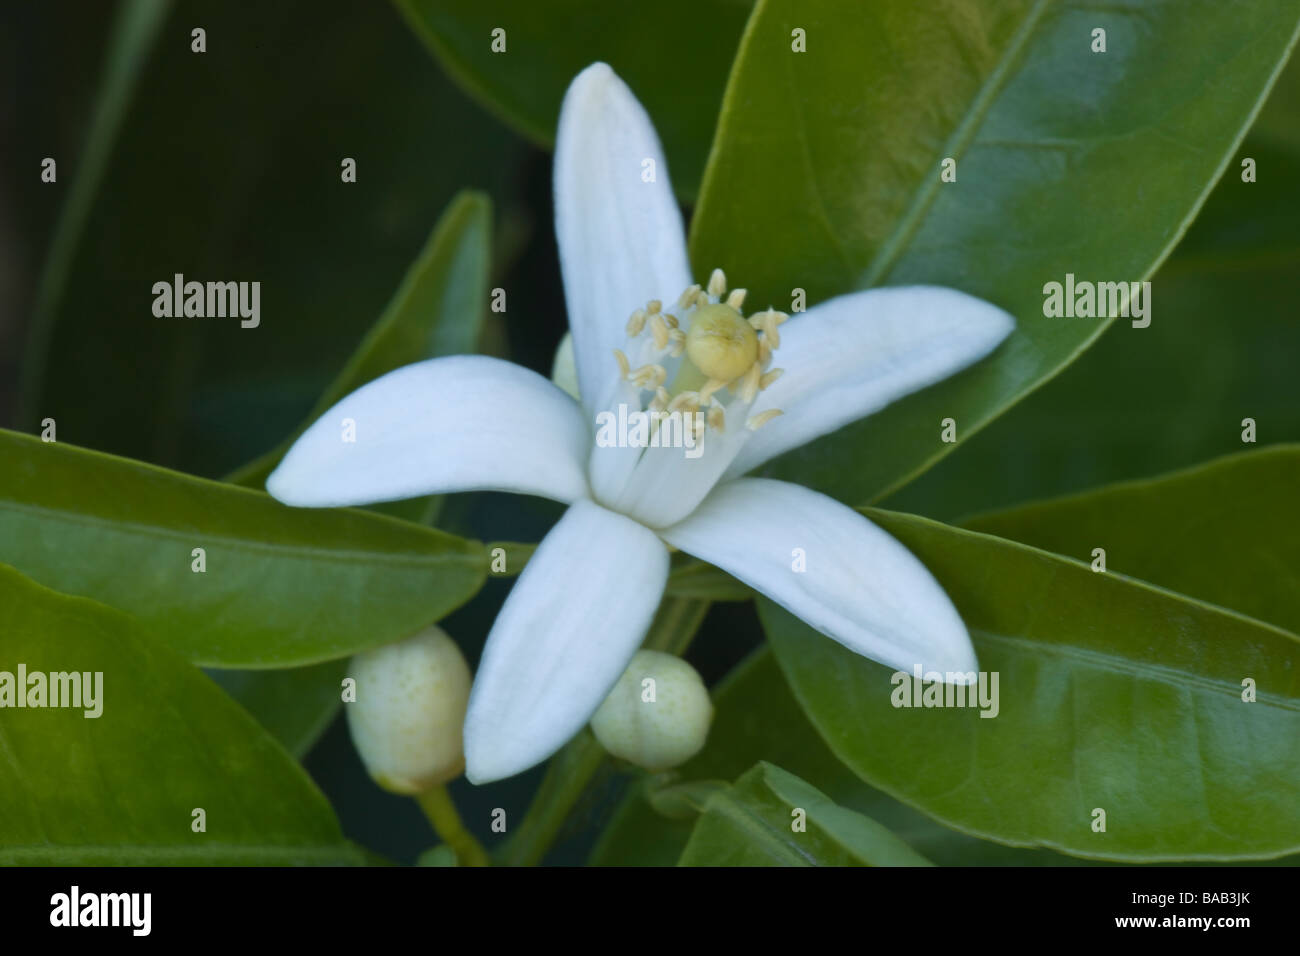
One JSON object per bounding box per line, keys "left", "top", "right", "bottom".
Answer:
{"left": 859, "top": 0, "right": 1054, "bottom": 288}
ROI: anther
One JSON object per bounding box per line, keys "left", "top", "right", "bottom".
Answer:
{"left": 613, "top": 349, "right": 631, "bottom": 379}
{"left": 649, "top": 313, "right": 670, "bottom": 350}
{"left": 707, "top": 406, "right": 726, "bottom": 432}
{"left": 726, "top": 288, "right": 747, "bottom": 309}
{"left": 677, "top": 284, "right": 701, "bottom": 309}
{"left": 746, "top": 409, "right": 783, "bottom": 430}
{"left": 647, "top": 299, "right": 662, "bottom": 315}
{"left": 626, "top": 309, "right": 648, "bottom": 337}
{"left": 738, "top": 362, "right": 761, "bottom": 403}
{"left": 707, "top": 268, "right": 727, "bottom": 298}
{"left": 759, "top": 368, "right": 784, "bottom": 390}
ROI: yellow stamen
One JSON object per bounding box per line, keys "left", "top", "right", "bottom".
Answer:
{"left": 707, "top": 268, "right": 727, "bottom": 298}
{"left": 726, "top": 288, "right": 747, "bottom": 309}
{"left": 626, "top": 309, "right": 647, "bottom": 337}
{"left": 614, "top": 349, "right": 630, "bottom": 379}
{"left": 759, "top": 368, "right": 784, "bottom": 390}
{"left": 747, "top": 409, "right": 783, "bottom": 430}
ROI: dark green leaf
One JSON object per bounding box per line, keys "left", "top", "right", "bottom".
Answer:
{"left": 592, "top": 649, "right": 1089, "bottom": 866}
{"left": 961, "top": 446, "right": 1300, "bottom": 635}
{"left": 0, "top": 564, "right": 362, "bottom": 865}
{"left": 394, "top": 0, "right": 754, "bottom": 198}
{"left": 692, "top": 0, "right": 1300, "bottom": 505}
{"left": 680, "top": 762, "right": 932, "bottom": 866}
{"left": 227, "top": 190, "right": 493, "bottom": 493}
{"left": 206, "top": 660, "right": 347, "bottom": 758}
{"left": 764, "top": 509, "right": 1300, "bottom": 861}
{"left": 0, "top": 430, "right": 487, "bottom": 667}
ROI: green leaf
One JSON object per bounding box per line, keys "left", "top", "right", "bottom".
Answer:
{"left": 592, "top": 648, "right": 1091, "bottom": 866}
{"left": 226, "top": 190, "right": 492, "bottom": 493}
{"left": 206, "top": 660, "right": 347, "bottom": 758}
{"left": 680, "top": 762, "right": 932, "bottom": 866}
{"left": 0, "top": 430, "right": 487, "bottom": 667}
{"left": 763, "top": 509, "right": 1300, "bottom": 861}
{"left": 691, "top": 0, "right": 1300, "bottom": 506}
{"left": 0, "top": 564, "right": 363, "bottom": 865}
{"left": 961, "top": 446, "right": 1300, "bottom": 635}
{"left": 881, "top": 55, "right": 1300, "bottom": 524}
{"left": 393, "top": 0, "right": 754, "bottom": 199}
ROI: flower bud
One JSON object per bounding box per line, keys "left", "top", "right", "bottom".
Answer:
{"left": 346, "top": 626, "right": 471, "bottom": 794}
{"left": 591, "top": 650, "right": 712, "bottom": 771}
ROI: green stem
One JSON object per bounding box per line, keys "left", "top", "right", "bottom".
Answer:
{"left": 494, "top": 595, "right": 712, "bottom": 866}
{"left": 415, "top": 785, "right": 490, "bottom": 867}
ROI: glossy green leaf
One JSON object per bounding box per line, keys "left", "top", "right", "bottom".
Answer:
{"left": 692, "top": 0, "right": 1300, "bottom": 506}
{"left": 0, "top": 430, "right": 487, "bottom": 667}
{"left": 394, "top": 0, "right": 754, "bottom": 199}
{"left": 961, "top": 446, "right": 1300, "bottom": 635}
{"left": 592, "top": 649, "right": 1091, "bottom": 867}
{"left": 0, "top": 564, "right": 363, "bottom": 865}
{"left": 206, "top": 660, "right": 347, "bottom": 758}
{"left": 882, "top": 55, "right": 1300, "bottom": 524}
{"left": 679, "top": 762, "right": 932, "bottom": 866}
{"left": 227, "top": 190, "right": 492, "bottom": 493}
{"left": 764, "top": 509, "right": 1300, "bottom": 861}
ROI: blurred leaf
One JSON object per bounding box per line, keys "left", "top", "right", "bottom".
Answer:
{"left": 393, "top": 0, "right": 754, "bottom": 199}
{"left": 19, "top": 0, "right": 171, "bottom": 422}
{"left": 206, "top": 660, "right": 347, "bottom": 758}
{"left": 0, "top": 430, "right": 487, "bottom": 667}
{"left": 764, "top": 509, "right": 1300, "bottom": 861}
{"left": 691, "top": 0, "right": 1300, "bottom": 506}
{"left": 0, "top": 564, "right": 363, "bottom": 865}
{"left": 679, "top": 762, "right": 932, "bottom": 866}
{"left": 416, "top": 845, "right": 458, "bottom": 866}
{"left": 592, "top": 648, "right": 1092, "bottom": 866}
{"left": 24, "top": 1, "right": 525, "bottom": 477}
{"left": 962, "top": 446, "right": 1300, "bottom": 635}
{"left": 228, "top": 190, "right": 492, "bottom": 491}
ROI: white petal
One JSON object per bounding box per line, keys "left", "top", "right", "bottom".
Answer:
{"left": 726, "top": 287, "right": 1014, "bottom": 477}
{"left": 464, "top": 499, "right": 669, "bottom": 783}
{"left": 661, "top": 478, "right": 978, "bottom": 677}
{"left": 555, "top": 62, "right": 692, "bottom": 417}
{"left": 267, "top": 355, "right": 590, "bottom": 508}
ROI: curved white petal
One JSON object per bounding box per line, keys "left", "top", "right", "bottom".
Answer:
{"left": 661, "top": 478, "right": 977, "bottom": 677}
{"left": 464, "top": 499, "right": 669, "bottom": 783}
{"left": 555, "top": 62, "right": 692, "bottom": 417}
{"left": 267, "top": 355, "right": 590, "bottom": 508}
{"left": 726, "top": 286, "right": 1014, "bottom": 477}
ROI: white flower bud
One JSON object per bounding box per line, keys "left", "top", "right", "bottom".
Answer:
{"left": 346, "top": 626, "right": 471, "bottom": 794}
{"left": 591, "top": 650, "right": 712, "bottom": 771}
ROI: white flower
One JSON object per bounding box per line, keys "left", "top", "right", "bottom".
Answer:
{"left": 267, "top": 62, "right": 1014, "bottom": 784}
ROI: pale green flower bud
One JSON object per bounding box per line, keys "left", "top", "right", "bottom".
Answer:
{"left": 346, "top": 626, "right": 471, "bottom": 794}
{"left": 591, "top": 650, "right": 712, "bottom": 771}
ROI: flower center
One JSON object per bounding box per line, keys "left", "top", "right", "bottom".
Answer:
{"left": 612, "top": 268, "right": 787, "bottom": 438}
{"left": 684, "top": 304, "right": 758, "bottom": 382}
